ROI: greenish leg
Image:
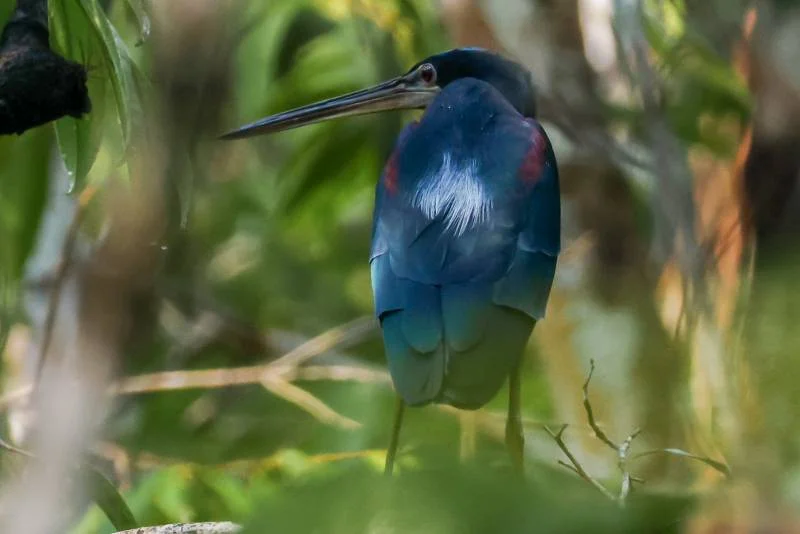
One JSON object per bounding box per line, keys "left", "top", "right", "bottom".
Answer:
{"left": 505, "top": 360, "right": 524, "bottom": 472}
{"left": 384, "top": 395, "right": 405, "bottom": 476}
{"left": 460, "top": 411, "right": 478, "bottom": 461}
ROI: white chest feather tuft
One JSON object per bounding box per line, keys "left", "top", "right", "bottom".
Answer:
{"left": 411, "top": 153, "right": 494, "bottom": 236}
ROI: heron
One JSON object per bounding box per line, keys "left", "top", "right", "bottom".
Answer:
{"left": 221, "top": 47, "right": 560, "bottom": 475}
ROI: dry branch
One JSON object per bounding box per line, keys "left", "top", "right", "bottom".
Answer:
{"left": 581, "top": 360, "right": 618, "bottom": 451}
{"left": 261, "top": 374, "right": 360, "bottom": 429}
{"left": 546, "top": 359, "right": 728, "bottom": 504}
{"left": 0, "top": 317, "right": 381, "bottom": 440}
{"left": 0, "top": 318, "right": 380, "bottom": 404}
{"left": 112, "top": 523, "right": 241, "bottom": 534}
{"left": 544, "top": 423, "right": 616, "bottom": 501}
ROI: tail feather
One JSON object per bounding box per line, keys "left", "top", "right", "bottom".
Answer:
{"left": 373, "top": 247, "right": 547, "bottom": 409}
{"left": 379, "top": 282, "right": 535, "bottom": 409}
{"left": 401, "top": 283, "right": 442, "bottom": 353}
{"left": 382, "top": 311, "right": 445, "bottom": 406}
{"left": 440, "top": 283, "right": 493, "bottom": 351}
{"left": 441, "top": 306, "right": 534, "bottom": 409}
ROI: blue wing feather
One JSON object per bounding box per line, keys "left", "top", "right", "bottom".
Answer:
{"left": 493, "top": 251, "right": 557, "bottom": 320}
{"left": 439, "top": 305, "right": 534, "bottom": 408}
{"left": 494, "top": 124, "right": 560, "bottom": 319}
{"left": 519, "top": 124, "right": 560, "bottom": 256}
{"left": 370, "top": 79, "right": 560, "bottom": 408}
{"left": 400, "top": 284, "right": 442, "bottom": 353}
{"left": 382, "top": 312, "right": 445, "bottom": 404}
{"left": 441, "top": 283, "right": 493, "bottom": 351}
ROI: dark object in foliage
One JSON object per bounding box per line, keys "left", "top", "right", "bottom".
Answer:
{"left": 0, "top": 5, "right": 90, "bottom": 136}
{"left": 274, "top": 8, "right": 335, "bottom": 79}
{"left": 221, "top": 48, "right": 560, "bottom": 475}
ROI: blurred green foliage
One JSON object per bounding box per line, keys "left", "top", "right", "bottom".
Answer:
{"left": 0, "top": 0, "right": 758, "bottom": 531}
{"left": 642, "top": 0, "right": 749, "bottom": 156}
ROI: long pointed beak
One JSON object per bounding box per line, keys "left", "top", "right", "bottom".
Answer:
{"left": 220, "top": 76, "right": 438, "bottom": 140}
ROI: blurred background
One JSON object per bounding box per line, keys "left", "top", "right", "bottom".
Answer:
{"left": 1, "top": 0, "right": 799, "bottom": 532}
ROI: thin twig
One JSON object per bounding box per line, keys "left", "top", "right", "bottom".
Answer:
{"left": 582, "top": 359, "right": 618, "bottom": 451}
{"left": 112, "top": 523, "right": 241, "bottom": 534}
{"left": 0, "top": 320, "right": 381, "bottom": 437}
{"left": 0, "top": 364, "right": 388, "bottom": 413}
{"left": 617, "top": 428, "right": 642, "bottom": 505}
{"left": 289, "top": 365, "right": 390, "bottom": 384}
{"left": 260, "top": 374, "right": 360, "bottom": 429}
{"left": 619, "top": 429, "right": 642, "bottom": 461}
{"left": 33, "top": 187, "right": 95, "bottom": 387}
{"left": 100, "top": 445, "right": 386, "bottom": 472}
{"left": 582, "top": 360, "right": 643, "bottom": 504}
{"left": 264, "top": 316, "right": 376, "bottom": 370}
{"left": 0, "top": 319, "right": 379, "bottom": 408}
{"left": 0, "top": 435, "right": 34, "bottom": 458}
{"left": 544, "top": 424, "right": 616, "bottom": 501}
{"left": 549, "top": 361, "right": 727, "bottom": 506}
{"left": 632, "top": 448, "right": 731, "bottom": 477}
{"left": 557, "top": 460, "right": 581, "bottom": 476}
{"left": 119, "top": 363, "right": 388, "bottom": 396}
{"left": 115, "top": 363, "right": 380, "bottom": 396}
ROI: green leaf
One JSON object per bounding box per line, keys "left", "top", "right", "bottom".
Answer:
{"left": 199, "top": 471, "right": 252, "bottom": 518}
{"left": 125, "top": 0, "right": 151, "bottom": 45}
{"left": 274, "top": 7, "right": 336, "bottom": 79}
{"left": 49, "top": 0, "right": 144, "bottom": 192}
{"left": 279, "top": 121, "right": 374, "bottom": 211}
{"left": 49, "top": 0, "right": 106, "bottom": 191}
{"left": 0, "top": 130, "right": 51, "bottom": 283}
{"left": 76, "top": 0, "right": 143, "bottom": 146}
{"left": 153, "top": 468, "right": 194, "bottom": 522}
{"left": 85, "top": 465, "right": 139, "bottom": 531}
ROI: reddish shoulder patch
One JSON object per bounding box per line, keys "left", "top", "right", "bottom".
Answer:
{"left": 383, "top": 121, "right": 419, "bottom": 195}
{"left": 519, "top": 123, "right": 548, "bottom": 186}
{"left": 383, "top": 152, "right": 399, "bottom": 194}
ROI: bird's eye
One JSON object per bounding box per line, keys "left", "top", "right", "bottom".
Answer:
{"left": 418, "top": 63, "right": 437, "bottom": 85}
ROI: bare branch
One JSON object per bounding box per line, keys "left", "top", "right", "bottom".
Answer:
{"left": 619, "top": 428, "right": 642, "bottom": 461}
{"left": 544, "top": 424, "right": 616, "bottom": 501}
{"left": 557, "top": 460, "right": 581, "bottom": 476}
{"left": 632, "top": 448, "right": 731, "bottom": 477}
{"left": 261, "top": 374, "right": 360, "bottom": 430}
{"left": 112, "top": 523, "right": 241, "bottom": 534}
{"left": 616, "top": 428, "right": 642, "bottom": 505}
{"left": 0, "top": 435, "right": 33, "bottom": 458}
{"left": 581, "top": 359, "right": 618, "bottom": 451}
{"left": 0, "top": 319, "right": 381, "bottom": 440}
{"left": 99, "top": 445, "right": 386, "bottom": 473}
{"left": 264, "top": 316, "right": 376, "bottom": 370}
{"left": 551, "top": 361, "right": 646, "bottom": 505}
{"left": 290, "top": 365, "right": 390, "bottom": 385}
{"left": 0, "top": 319, "right": 381, "bottom": 411}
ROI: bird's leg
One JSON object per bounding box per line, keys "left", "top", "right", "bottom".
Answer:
{"left": 384, "top": 395, "right": 405, "bottom": 476}
{"left": 459, "top": 411, "right": 477, "bottom": 462}
{"left": 505, "top": 360, "right": 524, "bottom": 472}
